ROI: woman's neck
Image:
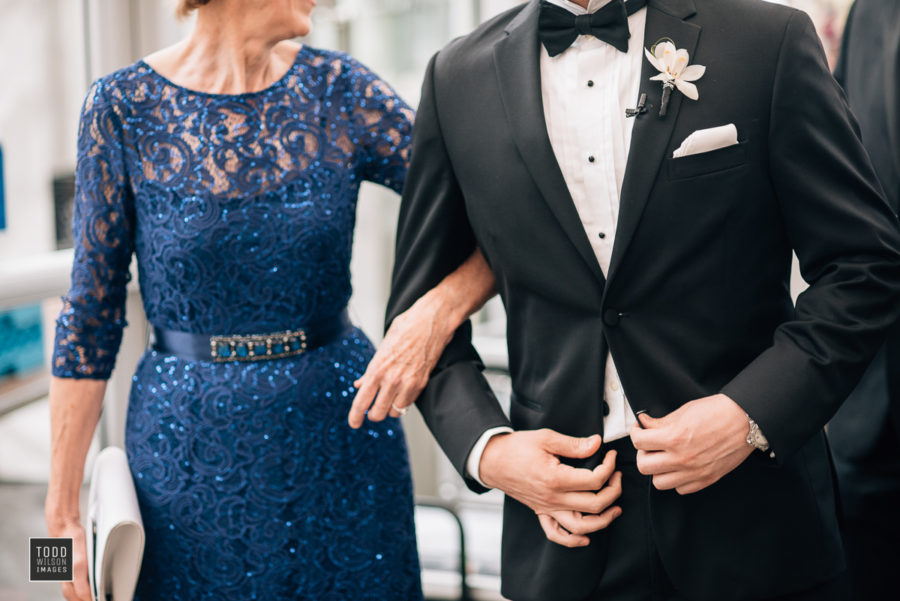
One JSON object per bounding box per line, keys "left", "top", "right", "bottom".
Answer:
{"left": 144, "top": 4, "right": 301, "bottom": 95}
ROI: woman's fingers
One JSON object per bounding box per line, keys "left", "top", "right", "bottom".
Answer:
{"left": 387, "top": 384, "right": 415, "bottom": 418}
{"left": 366, "top": 375, "right": 403, "bottom": 423}
{"left": 62, "top": 582, "right": 79, "bottom": 601}
{"left": 347, "top": 371, "right": 380, "bottom": 429}
{"left": 348, "top": 368, "right": 420, "bottom": 427}
{"left": 71, "top": 566, "right": 92, "bottom": 601}
{"left": 55, "top": 523, "right": 91, "bottom": 601}
{"left": 347, "top": 295, "right": 448, "bottom": 427}
{"left": 387, "top": 383, "right": 420, "bottom": 418}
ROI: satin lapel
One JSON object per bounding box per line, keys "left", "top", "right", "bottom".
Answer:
{"left": 606, "top": 0, "right": 700, "bottom": 284}
{"left": 493, "top": 1, "right": 607, "bottom": 284}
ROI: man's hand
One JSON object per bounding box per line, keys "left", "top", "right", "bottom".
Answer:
{"left": 536, "top": 506, "right": 623, "bottom": 547}
{"left": 480, "top": 429, "right": 623, "bottom": 547}
{"left": 631, "top": 394, "right": 753, "bottom": 495}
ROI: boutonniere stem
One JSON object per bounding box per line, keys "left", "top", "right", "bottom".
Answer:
{"left": 644, "top": 40, "right": 706, "bottom": 118}
{"left": 659, "top": 83, "right": 674, "bottom": 117}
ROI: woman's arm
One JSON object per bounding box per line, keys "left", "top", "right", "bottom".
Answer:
{"left": 45, "top": 377, "right": 106, "bottom": 601}
{"left": 46, "top": 77, "right": 135, "bottom": 601}
{"left": 347, "top": 247, "right": 496, "bottom": 428}
{"left": 345, "top": 58, "right": 496, "bottom": 426}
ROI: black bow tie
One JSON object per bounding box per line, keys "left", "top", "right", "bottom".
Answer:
{"left": 538, "top": 0, "right": 647, "bottom": 57}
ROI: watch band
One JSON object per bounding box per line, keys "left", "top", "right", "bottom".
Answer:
{"left": 746, "top": 414, "right": 770, "bottom": 452}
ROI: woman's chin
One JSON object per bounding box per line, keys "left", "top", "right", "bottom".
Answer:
{"left": 291, "top": 17, "right": 312, "bottom": 39}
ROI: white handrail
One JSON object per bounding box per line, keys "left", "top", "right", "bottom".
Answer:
{"left": 0, "top": 249, "right": 74, "bottom": 310}
{"left": 0, "top": 250, "right": 142, "bottom": 310}
{"left": 0, "top": 249, "right": 145, "bottom": 451}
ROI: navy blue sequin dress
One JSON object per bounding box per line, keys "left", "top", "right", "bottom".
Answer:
{"left": 52, "top": 46, "right": 423, "bottom": 600}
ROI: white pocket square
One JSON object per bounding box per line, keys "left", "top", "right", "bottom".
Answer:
{"left": 672, "top": 124, "right": 739, "bottom": 158}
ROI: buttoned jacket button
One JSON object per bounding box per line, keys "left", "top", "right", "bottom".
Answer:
{"left": 603, "top": 309, "right": 621, "bottom": 327}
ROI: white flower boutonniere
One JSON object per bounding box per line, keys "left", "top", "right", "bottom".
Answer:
{"left": 644, "top": 40, "right": 706, "bottom": 117}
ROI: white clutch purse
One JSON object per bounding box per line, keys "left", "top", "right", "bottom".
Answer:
{"left": 85, "top": 447, "right": 145, "bottom": 601}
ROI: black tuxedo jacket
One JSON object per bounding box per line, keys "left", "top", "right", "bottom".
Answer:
{"left": 828, "top": 0, "right": 900, "bottom": 505}
{"left": 387, "top": 1, "right": 900, "bottom": 600}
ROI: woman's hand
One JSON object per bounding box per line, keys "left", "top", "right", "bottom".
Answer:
{"left": 347, "top": 248, "right": 497, "bottom": 428}
{"left": 348, "top": 295, "right": 453, "bottom": 427}
{"left": 46, "top": 376, "right": 105, "bottom": 601}
{"left": 45, "top": 513, "right": 92, "bottom": 601}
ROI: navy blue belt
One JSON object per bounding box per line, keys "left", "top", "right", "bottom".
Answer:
{"left": 151, "top": 310, "right": 352, "bottom": 362}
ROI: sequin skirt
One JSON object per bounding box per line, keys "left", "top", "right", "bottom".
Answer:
{"left": 125, "top": 326, "right": 423, "bottom": 601}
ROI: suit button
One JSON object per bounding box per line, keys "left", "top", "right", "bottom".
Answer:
{"left": 603, "top": 309, "right": 621, "bottom": 327}
{"left": 603, "top": 401, "right": 610, "bottom": 417}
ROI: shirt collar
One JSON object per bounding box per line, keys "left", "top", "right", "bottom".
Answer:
{"left": 543, "top": 0, "right": 616, "bottom": 15}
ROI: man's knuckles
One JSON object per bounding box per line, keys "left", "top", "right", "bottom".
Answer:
{"left": 586, "top": 495, "right": 613, "bottom": 514}
{"left": 587, "top": 466, "right": 612, "bottom": 488}
{"left": 558, "top": 517, "right": 594, "bottom": 536}
{"left": 636, "top": 458, "right": 654, "bottom": 476}
{"left": 651, "top": 474, "right": 676, "bottom": 490}
{"left": 537, "top": 469, "right": 563, "bottom": 491}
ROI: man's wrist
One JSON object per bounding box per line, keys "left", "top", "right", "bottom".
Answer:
{"left": 716, "top": 393, "right": 774, "bottom": 458}
{"left": 466, "top": 426, "right": 514, "bottom": 488}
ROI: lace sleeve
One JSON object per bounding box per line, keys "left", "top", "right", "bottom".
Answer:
{"left": 52, "top": 79, "right": 135, "bottom": 379}
{"left": 344, "top": 57, "right": 415, "bottom": 194}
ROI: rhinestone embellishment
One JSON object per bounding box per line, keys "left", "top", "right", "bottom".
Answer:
{"left": 210, "top": 328, "right": 308, "bottom": 362}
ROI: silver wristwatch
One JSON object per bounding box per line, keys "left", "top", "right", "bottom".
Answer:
{"left": 746, "top": 414, "right": 770, "bottom": 452}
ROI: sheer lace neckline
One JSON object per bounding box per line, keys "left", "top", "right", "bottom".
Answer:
{"left": 137, "top": 45, "right": 305, "bottom": 99}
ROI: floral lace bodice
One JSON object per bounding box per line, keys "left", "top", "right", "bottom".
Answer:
{"left": 53, "top": 46, "right": 413, "bottom": 379}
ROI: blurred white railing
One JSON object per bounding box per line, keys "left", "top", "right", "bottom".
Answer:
{"left": 0, "top": 250, "right": 145, "bottom": 450}
{"left": 0, "top": 251, "right": 77, "bottom": 419}
{"left": 0, "top": 249, "right": 75, "bottom": 310}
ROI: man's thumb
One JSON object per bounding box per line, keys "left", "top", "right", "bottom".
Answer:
{"left": 636, "top": 410, "right": 661, "bottom": 428}
{"left": 543, "top": 432, "right": 602, "bottom": 458}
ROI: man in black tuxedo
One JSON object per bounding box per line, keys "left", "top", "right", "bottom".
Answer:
{"left": 387, "top": 1, "right": 900, "bottom": 600}
{"left": 828, "top": 1, "right": 900, "bottom": 600}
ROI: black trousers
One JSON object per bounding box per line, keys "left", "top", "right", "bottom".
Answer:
{"left": 586, "top": 438, "right": 850, "bottom": 601}
{"left": 833, "top": 425, "right": 900, "bottom": 601}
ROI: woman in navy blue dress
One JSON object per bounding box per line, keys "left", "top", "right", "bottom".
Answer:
{"left": 44, "top": 1, "right": 497, "bottom": 600}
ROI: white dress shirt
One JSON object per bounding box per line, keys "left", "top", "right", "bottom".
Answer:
{"left": 467, "top": 0, "right": 648, "bottom": 486}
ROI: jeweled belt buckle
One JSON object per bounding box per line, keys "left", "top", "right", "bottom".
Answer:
{"left": 209, "top": 328, "right": 308, "bottom": 362}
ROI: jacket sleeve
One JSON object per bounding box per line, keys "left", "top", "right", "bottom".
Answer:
{"left": 721, "top": 11, "right": 900, "bottom": 461}
{"left": 386, "top": 53, "right": 512, "bottom": 493}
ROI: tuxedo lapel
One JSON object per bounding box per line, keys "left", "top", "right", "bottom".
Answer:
{"left": 606, "top": 0, "right": 700, "bottom": 284}
{"left": 493, "top": 1, "right": 607, "bottom": 284}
